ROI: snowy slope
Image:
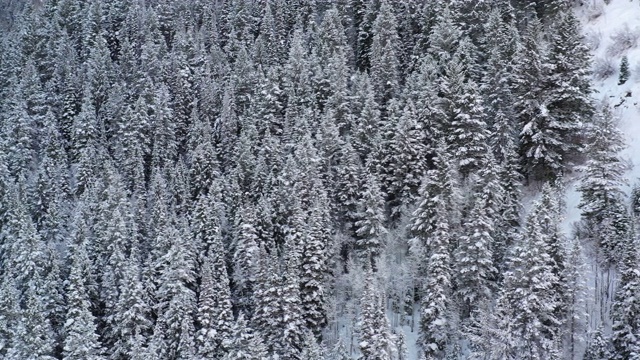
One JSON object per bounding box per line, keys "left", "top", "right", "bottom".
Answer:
{"left": 579, "top": 0, "right": 640, "bottom": 192}
{"left": 561, "top": 0, "right": 640, "bottom": 235}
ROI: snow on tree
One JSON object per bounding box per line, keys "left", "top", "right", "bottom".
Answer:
{"left": 610, "top": 233, "right": 640, "bottom": 360}
{"left": 369, "top": 0, "right": 400, "bottom": 110}
{"left": 494, "top": 200, "right": 563, "bottom": 359}
{"left": 358, "top": 271, "right": 395, "bottom": 360}
{"left": 148, "top": 218, "right": 197, "bottom": 360}
{"left": 546, "top": 10, "right": 594, "bottom": 164}
{"left": 231, "top": 202, "right": 260, "bottom": 315}
{"left": 578, "top": 104, "right": 630, "bottom": 267}
{"left": 63, "top": 240, "right": 105, "bottom": 360}
{"left": 111, "top": 245, "right": 153, "bottom": 360}
{"left": 619, "top": 55, "right": 630, "bottom": 85}
{"left": 355, "top": 172, "right": 387, "bottom": 269}
{"left": 455, "top": 195, "right": 497, "bottom": 318}
{"left": 381, "top": 99, "right": 429, "bottom": 217}
{"left": 301, "top": 192, "right": 331, "bottom": 336}
{"left": 222, "top": 313, "right": 268, "bottom": 360}
{"left": 515, "top": 17, "right": 564, "bottom": 181}
{"left": 417, "top": 202, "right": 455, "bottom": 359}
{"left": 562, "top": 236, "right": 589, "bottom": 360}
{"left": 316, "top": 6, "right": 351, "bottom": 117}
{"left": 196, "top": 235, "right": 234, "bottom": 359}
{"left": 439, "top": 41, "right": 490, "bottom": 178}
{"left": 410, "top": 146, "right": 460, "bottom": 357}
{"left": 584, "top": 326, "right": 612, "bottom": 360}
{"left": 427, "top": 5, "right": 462, "bottom": 71}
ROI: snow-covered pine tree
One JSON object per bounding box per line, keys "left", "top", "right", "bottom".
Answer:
{"left": 481, "top": 9, "right": 521, "bottom": 163}
{"left": 316, "top": 6, "right": 351, "bottom": 117}
{"left": 610, "top": 233, "right": 640, "bottom": 360}
{"left": 63, "top": 240, "right": 105, "bottom": 360}
{"left": 358, "top": 271, "right": 395, "bottom": 360}
{"left": 455, "top": 194, "right": 497, "bottom": 318}
{"left": 231, "top": 202, "right": 260, "bottom": 315}
{"left": 495, "top": 200, "right": 563, "bottom": 359}
{"left": 301, "top": 190, "right": 331, "bottom": 336}
{"left": 352, "top": 72, "right": 381, "bottom": 163}
{"left": 355, "top": 172, "right": 387, "bottom": 270}
{"left": 369, "top": 0, "right": 400, "bottom": 110}
{"left": 354, "top": 0, "right": 378, "bottom": 72}
{"left": 382, "top": 99, "right": 428, "bottom": 217}
{"left": 0, "top": 63, "right": 41, "bottom": 178}
{"left": 114, "top": 93, "right": 150, "bottom": 195}
{"left": 300, "top": 330, "right": 325, "bottom": 360}
{"left": 416, "top": 201, "right": 455, "bottom": 359}
{"left": 426, "top": 5, "right": 462, "bottom": 73}
{"left": 562, "top": 236, "right": 589, "bottom": 360}
{"left": 0, "top": 277, "right": 21, "bottom": 359}
{"left": 439, "top": 41, "right": 490, "bottom": 178}
{"left": 584, "top": 326, "right": 612, "bottom": 360}
{"left": 578, "top": 104, "right": 630, "bottom": 267}
{"left": 148, "top": 218, "right": 197, "bottom": 360}
{"left": 515, "top": 16, "right": 563, "bottom": 181}
{"left": 111, "top": 244, "right": 152, "bottom": 360}
{"left": 546, "top": 10, "right": 594, "bottom": 165}
{"left": 196, "top": 233, "right": 233, "bottom": 359}
{"left": 222, "top": 313, "right": 268, "bottom": 360}
{"left": 410, "top": 145, "right": 460, "bottom": 358}
{"left": 619, "top": 55, "right": 630, "bottom": 85}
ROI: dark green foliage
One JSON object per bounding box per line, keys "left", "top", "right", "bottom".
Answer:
{"left": 619, "top": 55, "right": 630, "bottom": 85}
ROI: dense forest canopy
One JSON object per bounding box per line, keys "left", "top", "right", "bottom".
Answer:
{"left": 0, "top": 0, "right": 638, "bottom": 359}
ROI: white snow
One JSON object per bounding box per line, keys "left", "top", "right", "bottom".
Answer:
{"left": 562, "top": 0, "right": 640, "bottom": 235}
{"left": 577, "top": 0, "right": 640, "bottom": 192}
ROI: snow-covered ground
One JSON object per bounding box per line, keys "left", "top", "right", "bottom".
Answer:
{"left": 560, "top": 0, "right": 640, "bottom": 233}
{"left": 579, "top": 0, "right": 640, "bottom": 192}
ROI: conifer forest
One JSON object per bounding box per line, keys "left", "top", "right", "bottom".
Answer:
{"left": 3, "top": 0, "right": 640, "bottom": 359}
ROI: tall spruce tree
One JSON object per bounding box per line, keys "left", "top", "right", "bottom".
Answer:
{"left": 495, "top": 200, "right": 563, "bottom": 359}
{"left": 578, "top": 104, "right": 630, "bottom": 267}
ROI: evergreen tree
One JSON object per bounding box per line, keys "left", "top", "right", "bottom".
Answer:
{"left": 495, "top": 201, "right": 563, "bottom": 359}
{"left": 355, "top": 173, "right": 387, "bottom": 269}
{"left": 300, "top": 192, "right": 331, "bottom": 336}
{"left": 417, "top": 202, "right": 454, "bottom": 359}
{"left": 358, "top": 271, "right": 395, "bottom": 360}
{"left": 562, "top": 237, "right": 589, "bottom": 360}
{"left": 316, "top": 6, "right": 351, "bottom": 117}
{"left": 354, "top": 0, "right": 378, "bottom": 72}
{"left": 382, "top": 99, "right": 428, "bottom": 216}
{"left": 427, "top": 5, "right": 462, "bottom": 72}
{"left": 578, "top": 104, "right": 630, "bottom": 267}
{"left": 63, "top": 241, "right": 105, "bottom": 360}
{"left": 231, "top": 203, "right": 260, "bottom": 314}
{"left": 148, "top": 218, "right": 197, "bottom": 360}
{"left": 111, "top": 245, "right": 153, "bottom": 360}
{"left": 481, "top": 9, "right": 521, "bottom": 163}
{"left": 369, "top": 0, "right": 400, "bottom": 109}
{"left": 0, "top": 278, "right": 21, "bottom": 359}
{"left": 300, "top": 330, "right": 325, "bottom": 360}
{"left": 546, "top": 10, "right": 594, "bottom": 164}
{"left": 410, "top": 147, "right": 459, "bottom": 358}
{"left": 619, "top": 55, "right": 630, "bottom": 85}
{"left": 222, "top": 313, "right": 268, "bottom": 360}
{"left": 515, "top": 17, "right": 563, "bottom": 181}
{"left": 584, "top": 326, "right": 612, "bottom": 360}
{"left": 610, "top": 234, "right": 640, "bottom": 360}
{"left": 196, "top": 238, "right": 233, "bottom": 359}
{"left": 455, "top": 195, "right": 497, "bottom": 318}
{"left": 352, "top": 72, "right": 381, "bottom": 161}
